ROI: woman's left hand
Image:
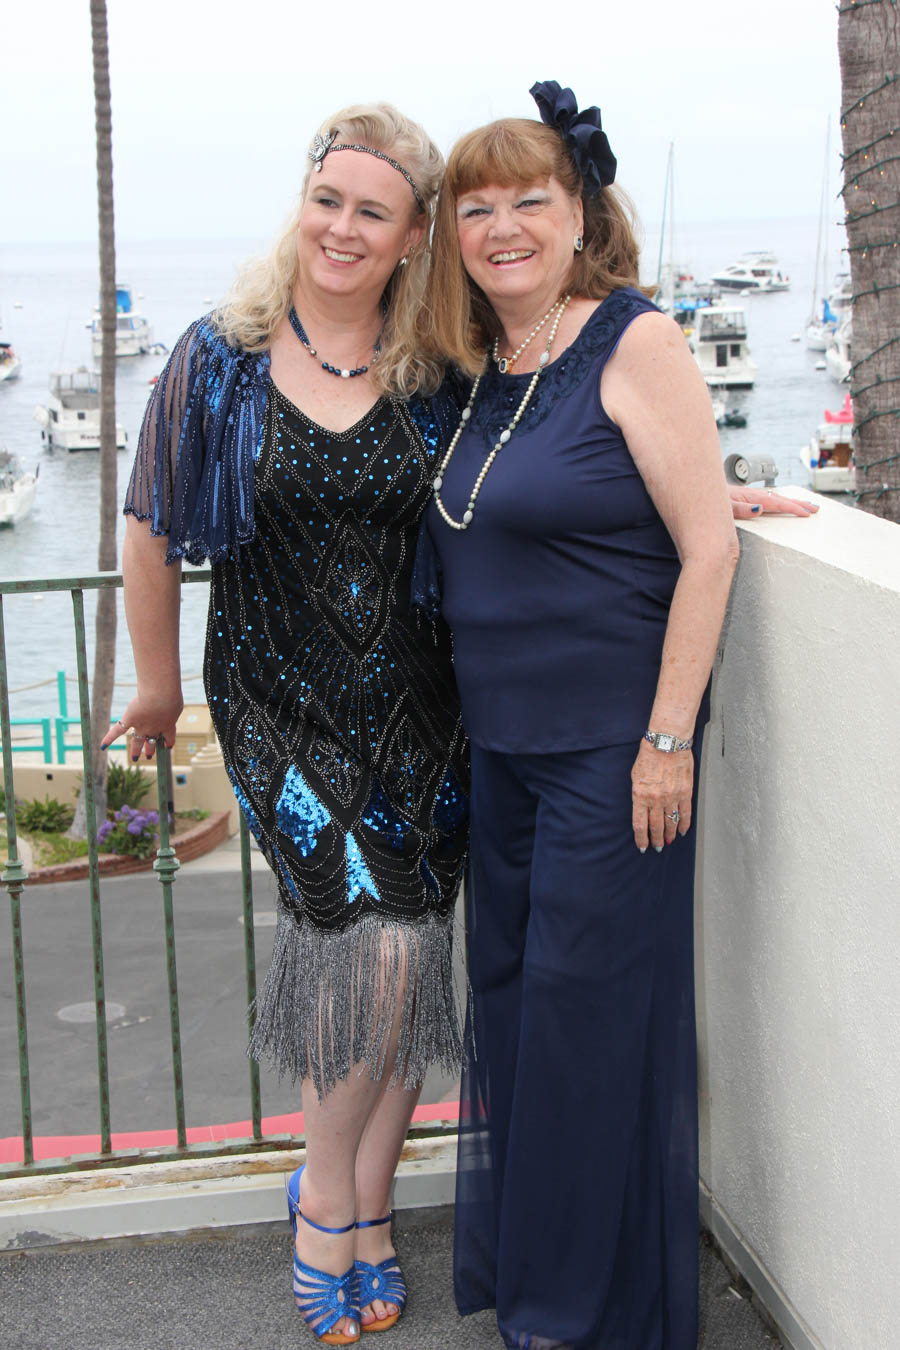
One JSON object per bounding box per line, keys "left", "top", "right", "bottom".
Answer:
{"left": 631, "top": 740, "right": 693, "bottom": 852}
{"left": 728, "top": 485, "right": 819, "bottom": 519}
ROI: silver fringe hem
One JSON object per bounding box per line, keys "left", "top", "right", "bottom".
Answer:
{"left": 248, "top": 907, "right": 463, "bottom": 1100}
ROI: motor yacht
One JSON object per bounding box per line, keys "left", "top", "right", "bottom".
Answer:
{"left": 33, "top": 368, "right": 128, "bottom": 452}
{"left": 688, "top": 305, "right": 757, "bottom": 390}
{"left": 803, "top": 393, "right": 855, "bottom": 493}
{"left": 89, "top": 283, "right": 153, "bottom": 359}
{"left": 711, "top": 252, "right": 790, "bottom": 292}
{"left": 0, "top": 451, "right": 38, "bottom": 526}
{"left": 0, "top": 341, "right": 21, "bottom": 383}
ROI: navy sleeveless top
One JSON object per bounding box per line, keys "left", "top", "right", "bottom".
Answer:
{"left": 429, "top": 287, "right": 706, "bottom": 753}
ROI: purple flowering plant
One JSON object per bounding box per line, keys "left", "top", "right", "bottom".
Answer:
{"left": 97, "top": 804, "right": 171, "bottom": 860}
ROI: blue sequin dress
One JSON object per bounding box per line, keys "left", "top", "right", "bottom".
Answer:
{"left": 126, "top": 322, "right": 469, "bottom": 1098}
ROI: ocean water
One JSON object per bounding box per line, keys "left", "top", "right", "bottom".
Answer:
{"left": 0, "top": 219, "right": 846, "bottom": 722}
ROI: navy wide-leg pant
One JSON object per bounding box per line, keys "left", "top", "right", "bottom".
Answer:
{"left": 454, "top": 736, "right": 704, "bottom": 1350}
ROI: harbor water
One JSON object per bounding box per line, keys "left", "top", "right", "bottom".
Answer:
{"left": 0, "top": 217, "right": 846, "bottom": 723}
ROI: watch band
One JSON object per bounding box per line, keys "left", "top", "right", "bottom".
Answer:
{"left": 643, "top": 729, "right": 694, "bottom": 753}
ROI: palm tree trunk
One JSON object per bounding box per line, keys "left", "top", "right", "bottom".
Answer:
{"left": 71, "top": 0, "right": 118, "bottom": 837}
{"left": 838, "top": 0, "right": 900, "bottom": 522}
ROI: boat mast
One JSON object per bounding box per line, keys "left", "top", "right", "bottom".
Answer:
{"left": 810, "top": 117, "right": 831, "bottom": 326}
{"left": 655, "top": 142, "right": 674, "bottom": 306}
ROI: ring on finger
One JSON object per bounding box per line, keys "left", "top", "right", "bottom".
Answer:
{"left": 665, "top": 808, "right": 680, "bottom": 824}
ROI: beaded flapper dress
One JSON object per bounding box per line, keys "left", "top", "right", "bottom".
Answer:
{"left": 125, "top": 320, "right": 469, "bottom": 1097}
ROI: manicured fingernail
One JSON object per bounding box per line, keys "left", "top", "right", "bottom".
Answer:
{"left": 751, "top": 504, "right": 762, "bottom": 513}
{"left": 654, "top": 845, "right": 663, "bottom": 853}
{"left": 638, "top": 846, "right": 647, "bottom": 854}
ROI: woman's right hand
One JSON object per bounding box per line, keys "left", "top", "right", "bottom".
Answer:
{"left": 100, "top": 688, "right": 183, "bottom": 760}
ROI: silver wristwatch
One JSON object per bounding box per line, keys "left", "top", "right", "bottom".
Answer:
{"left": 643, "top": 729, "right": 693, "bottom": 753}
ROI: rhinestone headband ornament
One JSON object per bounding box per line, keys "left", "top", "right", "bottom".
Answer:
{"left": 529, "top": 80, "right": 617, "bottom": 196}
{"left": 308, "top": 131, "right": 427, "bottom": 213}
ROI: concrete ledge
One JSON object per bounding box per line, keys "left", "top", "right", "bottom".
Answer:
{"left": 0, "top": 1136, "right": 457, "bottom": 1251}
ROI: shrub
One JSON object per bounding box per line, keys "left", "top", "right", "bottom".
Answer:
{"left": 106, "top": 761, "right": 153, "bottom": 812}
{"left": 97, "top": 805, "right": 170, "bottom": 861}
{"left": 18, "top": 796, "right": 75, "bottom": 834}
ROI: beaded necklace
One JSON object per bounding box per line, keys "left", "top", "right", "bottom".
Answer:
{"left": 288, "top": 305, "right": 381, "bottom": 379}
{"left": 491, "top": 295, "right": 564, "bottom": 374}
{"left": 432, "top": 295, "right": 571, "bottom": 531}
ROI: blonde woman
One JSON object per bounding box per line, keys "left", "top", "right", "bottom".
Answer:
{"left": 105, "top": 105, "right": 467, "bottom": 1344}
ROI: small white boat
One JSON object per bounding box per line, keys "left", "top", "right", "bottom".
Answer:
{"left": 803, "top": 393, "right": 855, "bottom": 493}
{"left": 709, "top": 388, "right": 726, "bottom": 424}
{"left": 825, "top": 316, "right": 852, "bottom": 384}
{"left": 33, "top": 368, "right": 128, "bottom": 452}
{"left": 689, "top": 305, "right": 757, "bottom": 390}
{"left": 712, "top": 252, "right": 790, "bottom": 292}
{"left": 806, "top": 303, "right": 836, "bottom": 352}
{"left": 0, "top": 451, "right": 39, "bottom": 526}
{"left": 0, "top": 341, "right": 21, "bottom": 383}
{"left": 89, "top": 283, "right": 153, "bottom": 359}
{"left": 807, "top": 276, "right": 851, "bottom": 352}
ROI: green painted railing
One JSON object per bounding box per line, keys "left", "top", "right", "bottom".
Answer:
{"left": 0, "top": 571, "right": 276, "bottom": 1179}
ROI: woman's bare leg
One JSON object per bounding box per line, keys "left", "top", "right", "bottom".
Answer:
{"left": 354, "top": 1080, "right": 422, "bottom": 1323}
{"left": 297, "top": 934, "right": 420, "bottom": 1335}
{"left": 298, "top": 1069, "right": 387, "bottom": 1338}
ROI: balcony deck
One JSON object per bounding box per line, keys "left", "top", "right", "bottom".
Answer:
{"left": 1, "top": 1207, "right": 779, "bottom": 1349}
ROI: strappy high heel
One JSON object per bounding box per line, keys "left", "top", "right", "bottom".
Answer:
{"left": 286, "top": 1166, "right": 361, "bottom": 1346}
{"left": 355, "top": 1212, "right": 407, "bottom": 1333}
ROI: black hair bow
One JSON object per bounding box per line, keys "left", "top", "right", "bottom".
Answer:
{"left": 529, "top": 80, "right": 617, "bottom": 195}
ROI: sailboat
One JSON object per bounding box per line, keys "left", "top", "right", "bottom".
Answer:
{"left": 807, "top": 119, "right": 839, "bottom": 352}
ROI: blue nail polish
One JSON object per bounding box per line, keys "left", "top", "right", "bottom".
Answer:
{"left": 751, "top": 504, "right": 762, "bottom": 513}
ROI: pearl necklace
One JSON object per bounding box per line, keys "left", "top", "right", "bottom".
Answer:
{"left": 432, "top": 294, "right": 571, "bottom": 531}
{"left": 288, "top": 305, "right": 381, "bottom": 379}
{"left": 491, "top": 295, "right": 567, "bottom": 374}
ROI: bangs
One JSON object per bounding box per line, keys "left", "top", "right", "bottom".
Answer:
{"left": 445, "top": 119, "right": 564, "bottom": 198}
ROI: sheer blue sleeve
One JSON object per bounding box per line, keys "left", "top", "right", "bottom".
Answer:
{"left": 124, "top": 319, "right": 206, "bottom": 548}
{"left": 123, "top": 317, "right": 269, "bottom": 566}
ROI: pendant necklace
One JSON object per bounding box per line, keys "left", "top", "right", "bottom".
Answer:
{"left": 288, "top": 304, "right": 381, "bottom": 379}
{"left": 432, "top": 294, "right": 571, "bottom": 531}
{"left": 491, "top": 295, "right": 565, "bottom": 373}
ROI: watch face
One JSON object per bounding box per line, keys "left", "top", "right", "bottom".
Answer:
{"left": 656, "top": 733, "right": 676, "bottom": 753}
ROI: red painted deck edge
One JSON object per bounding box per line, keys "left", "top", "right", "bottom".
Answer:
{"left": 0, "top": 1099, "right": 461, "bottom": 1166}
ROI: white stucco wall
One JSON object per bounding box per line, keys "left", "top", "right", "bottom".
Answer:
{"left": 695, "top": 491, "right": 900, "bottom": 1350}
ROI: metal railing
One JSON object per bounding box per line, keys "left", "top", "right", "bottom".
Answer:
{"left": 0, "top": 571, "right": 277, "bottom": 1179}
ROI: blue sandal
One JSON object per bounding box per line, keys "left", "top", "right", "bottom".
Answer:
{"left": 355, "top": 1213, "right": 407, "bottom": 1333}
{"left": 286, "top": 1166, "right": 361, "bottom": 1345}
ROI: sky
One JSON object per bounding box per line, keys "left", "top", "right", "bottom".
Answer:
{"left": 2, "top": 0, "right": 842, "bottom": 245}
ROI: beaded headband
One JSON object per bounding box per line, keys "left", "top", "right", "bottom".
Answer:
{"left": 308, "top": 132, "right": 427, "bottom": 213}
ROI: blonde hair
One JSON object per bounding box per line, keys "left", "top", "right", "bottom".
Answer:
{"left": 419, "top": 117, "right": 652, "bottom": 377}
{"left": 214, "top": 103, "right": 446, "bottom": 396}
